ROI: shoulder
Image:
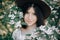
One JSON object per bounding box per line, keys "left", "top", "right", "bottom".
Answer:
{"left": 12, "top": 28, "right": 21, "bottom": 35}
{"left": 12, "top": 28, "right": 21, "bottom": 39}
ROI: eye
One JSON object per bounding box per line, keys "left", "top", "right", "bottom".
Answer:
{"left": 25, "top": 12, "right": 29, "bottom": 14}
{"left": 26, "top": 11, "right": 29, "bottom": 13}
{"left": 33, "top": 13, "right": 36, "bottom": 15}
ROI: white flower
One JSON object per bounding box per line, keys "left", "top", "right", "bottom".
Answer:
{"left": 52, "top": 10, "right": 57, "bottom": 14}
{"left": 39, "top": 25, "right": 53, "bottom": 35}
{"left": 8, "top": 14, "right": 15, "bottom": 19}
{"left": 0, "top": 29, "right": 3, "bottom": 35}
{"left": 55, "top": 28, "right": 60, "bottom": 34}
{"left": 9, "top": 20, "right": 15, "bottom": 24}
{"left": 53, "top": 0, "right": 58, "bottom": 1}
{"left": 44, "top": 28, "right": 53, "bottom": 35}
{"left": 59, "top": 24, "right": 60, "bottom": 26}
{"left": 57, "top": 13, "right": 59, "bottom": 15}
{"left": 0, "top": 15, "right": 4, "bottom": 19}
{"left": 55, "top": 16, "right": 58, "bottom": 19}
{"left": 50, "top": 6, "right": 53, "bottom": 10}
{"left": 52, "top": 18, "right": 55, "bottom": 21}
{"left": 16, "top": 6, "right": 18, "bottom": 9}
{"left": 19, "top": 12, "right": 23, "bottom": 18}
{"left": 8, "top": 14, "right": 11, "bottom": 17}
{"left": 14, "top": 11, "right": 17, "bottom": 14}
{"left": 30, "top": 32, "right": 38, "bottom": 38}
{"left": 8, "top": 4, "right": 14, "bottom": 9}
{"left": 39, "top": 25, "right": 46, "bottom": 31}
{"left": 37, "top": 37, "right": 44, "bottom": 40}
{"left": 51, "top": 26, "right": 56, "bottom": 30}
{"left": 15, "top": 21, "right": 21, "bottom": 28}
{"left": 25, "top": 36, "right": 31, "bottom": 39}
{"left": 11, "top": 14, "right": 15, "bottom": 19}
{"left": 3, "top": 12, "right": 6, "bottom": 14}
{"left": 31, "top": 34, "right": 35, "bottom": 38}
{"left": 52, "top": 26, "right": 60, "bottom": 34}
{"left": 45, "top": 20, "right": 48, "bottom": 25}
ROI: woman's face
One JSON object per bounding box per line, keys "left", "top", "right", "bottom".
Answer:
{"left": 24, "top": 7, "right": 37, "bottom": 26}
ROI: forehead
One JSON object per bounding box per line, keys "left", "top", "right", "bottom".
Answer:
{"left": 27, "top": 7, "right": 35, "bottom": 14}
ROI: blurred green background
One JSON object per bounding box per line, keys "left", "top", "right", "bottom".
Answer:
{"left": 0, "top": 0, "right": 60, "bottom": 40}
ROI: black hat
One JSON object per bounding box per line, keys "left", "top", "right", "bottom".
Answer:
{"left": 15, "top": 0, "right": 51, "bottom": 19}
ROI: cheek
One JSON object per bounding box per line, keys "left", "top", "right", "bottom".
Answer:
{"left": 24, "top": 15, "right": 28, "bottom": 21}
{"left": 24, "top": 14, "right": 37, "bottom": 23}
{"left": 33, "top": 17, "right": 37, "bottom": 22}
{"left": 31, "top": 16, "right": 37, "bottom": 23}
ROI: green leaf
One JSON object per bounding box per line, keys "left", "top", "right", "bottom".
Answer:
{"left": 26, "top": 34, "right": 31, "bottom": 36}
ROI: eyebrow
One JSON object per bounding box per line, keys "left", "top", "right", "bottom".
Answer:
{"left": 26, "top": 12, "right": 36, "bottom": 15}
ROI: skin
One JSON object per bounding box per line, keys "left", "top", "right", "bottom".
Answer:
{"left": 24, "top": 7, "right": 37, "bottom": 28}
{"left": 21, "top": 7, "right": 37, "bottom": 32}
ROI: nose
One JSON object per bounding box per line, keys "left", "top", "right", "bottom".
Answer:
{"left": 28, "top": 14, "right": 32, "bottom": 20}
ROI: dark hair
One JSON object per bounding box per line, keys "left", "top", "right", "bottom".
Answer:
{"left": 21, "top": 3, "right": 45, "bottom": 29}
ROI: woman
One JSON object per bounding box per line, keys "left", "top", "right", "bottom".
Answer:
{"left": 12, "top": 0, "right": 57, "bottom": 40}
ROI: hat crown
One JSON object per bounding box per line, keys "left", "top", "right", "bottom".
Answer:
{"left": 15, "top": 0, "right": 51, "bottom": 19}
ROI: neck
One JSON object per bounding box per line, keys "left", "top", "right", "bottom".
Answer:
{"left": 21, "top": 24, "right": 36, "bottom": 30}
{"left": 21, "top": 24, "right": 37, "bottom": 33}
{"left": 27, "top": 24, "right": 37, "bottom": 30}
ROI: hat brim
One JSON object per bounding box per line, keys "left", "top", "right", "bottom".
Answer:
{"left": 15, "top": 0, "right": 51, "bottom": 19}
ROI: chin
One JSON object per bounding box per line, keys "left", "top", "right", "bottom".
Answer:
{"left": 26, "top": 22, "right": 35, "bottom": 26}
{"left": 27, "top": 24, "right": 33, "bottom": 26}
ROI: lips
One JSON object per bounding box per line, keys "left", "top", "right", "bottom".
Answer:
{"left": 26, "top": 19, "right": 32, "bottom": 22}
{"left": 27, "top": 21, "right": 32, "bottom": 22}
